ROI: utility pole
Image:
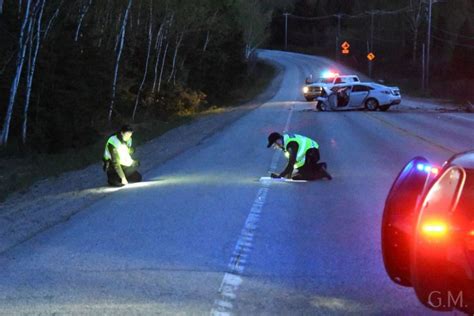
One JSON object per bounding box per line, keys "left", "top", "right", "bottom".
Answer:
{"left": 422, "top": 43, "right": 426, "bottom": 91}
{"left": 284, "top": 13, "right": 289, "bottom": 50}
{"left": 367, "top": 41, "right": 372, "bottom": 78}
{"left": 336, "top": 14, "right": 341, "bottom": 60}
{"left": 370, "top": 11, "right": 375, "bottom": 52}
{"left": 426, "top": 0, "right": 433, "bottom": 90}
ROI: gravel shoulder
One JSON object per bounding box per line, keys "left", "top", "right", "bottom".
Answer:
{"left": 391, "top": 96, "right": 466, "bottom": 112}
{"left": 0, "top": 60, "right": 284, "bottom": 255}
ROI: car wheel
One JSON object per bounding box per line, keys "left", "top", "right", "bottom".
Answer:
{"left": 305, "top": 97, "right": 313, "bottom": 102}
{"left": 365, "top": 98, "right": 379, "bottom": 111}
{"left": 380, "top": 105, "right": 390, "bottom": 112}
{"left": 316, "top": 101, "right": 323, "bottom": 111}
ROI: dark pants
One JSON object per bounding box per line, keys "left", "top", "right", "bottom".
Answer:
{"left": 107, "top": 165, "right": 142, "bottom": 187}
{"left": 293, "top": 148, "right": 332, "bottom": 180}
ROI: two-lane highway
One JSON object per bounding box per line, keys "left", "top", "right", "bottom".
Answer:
{"left": 0, "top": 50, "right": 472, "bottom": 315}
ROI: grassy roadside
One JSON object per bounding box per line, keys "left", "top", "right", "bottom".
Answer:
{"left": 0, "top": 61, "right": 277, "bottom": 202}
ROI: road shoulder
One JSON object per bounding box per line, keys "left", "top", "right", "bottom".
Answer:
{"left": 0, "top": 60, "right": 284, "bottom": 255}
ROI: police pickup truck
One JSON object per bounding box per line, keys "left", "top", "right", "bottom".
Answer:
{"left": 303, "top": 73, "right": 360, "bottom": 101}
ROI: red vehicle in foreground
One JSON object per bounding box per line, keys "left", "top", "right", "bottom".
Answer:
{"left": 382, "top": 150, "right": 474, "bottom": 313}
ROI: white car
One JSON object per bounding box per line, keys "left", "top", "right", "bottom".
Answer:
{"left": 303, "top": 74, "right": 360, "bottom": 101}
{"left": 316, "top": 82, "right": 401, "bottom": 111}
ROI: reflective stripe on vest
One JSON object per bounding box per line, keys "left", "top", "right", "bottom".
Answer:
{"left": 103, "top": 135, "right": 134, "bottom": 167}
{"left": 283, "top": 133, "right": 319, "bottom": 168}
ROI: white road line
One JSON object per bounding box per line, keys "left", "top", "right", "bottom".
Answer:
{"left": 210, "top": 103, "right": 294, "bottom": 316}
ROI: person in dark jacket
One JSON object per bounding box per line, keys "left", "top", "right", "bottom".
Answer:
{"left": 267, "top": 132, "right": 332, "bottom": 181}
{"left": 103, "top": 125, "right": 142, "bottom": 186}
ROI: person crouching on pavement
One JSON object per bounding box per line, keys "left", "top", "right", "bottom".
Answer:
{"left": 267, "top": 132, "right": 332, "bottom": 181}
{"left": 103, "top": 125, "right": 142, "bottom": 186}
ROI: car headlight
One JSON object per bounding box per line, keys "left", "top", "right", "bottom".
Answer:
{"left": 303, "top": 87, "right": 309, "bottom": 93}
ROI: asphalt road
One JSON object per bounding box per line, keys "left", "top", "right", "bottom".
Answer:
{"left": 0, "top": 50, "right": 473, "bottom": 315}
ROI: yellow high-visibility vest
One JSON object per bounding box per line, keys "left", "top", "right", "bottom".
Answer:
{"left": 283, "top": 133, "right": 319, "bottom": 168}
{"left": 103, "top": 135, "right": 134, "bottom": 167}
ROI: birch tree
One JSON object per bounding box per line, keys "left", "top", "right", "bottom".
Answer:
{"left": 167, "top": 30, "right": 183, "bottom": 84}
{"left": 155, "top": 14, "right": 173, "bottom": 94}
{"left": 75, "top": 0, "right": 93, "bottom": 42}
{"left": 108, "top": 0, "right": 133, "bottom": 122}
{"left": 156, "top": 37, "right": 169, "bottom": 94}
{"left": 22, "top": 0, "right": 46, "bottom": 144}
{"left": 151, "top": 20, "right": 165, "bottom": 92}
{"left": 404, "top": 0, "right": 424, "bottom": 64}
{"left": 132, "top": 0, "right": 153, "bottom": 120}
{"left": 43, "top": 0, "right": 63, "bottom": 39}
{"left": 1, "top": 0, "right": 33, "bottom": 146}
{"left": 236, "top": 0, "right": 272, "bottom": 59}
{"left": 202, "top": 11, "right": 217, "bottom": 53}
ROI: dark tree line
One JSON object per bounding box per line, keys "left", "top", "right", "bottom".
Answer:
{"left": 0, "top": 0, "right": 293, "bottom": 152}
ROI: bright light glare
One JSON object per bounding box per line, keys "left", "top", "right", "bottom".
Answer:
{"left": 123, "top": 181, "right": 161, "bottom": 189}
{"left": 117, "top": 144, "right": 134, "bottom": 166}
{"left": 303, "top": 86, "right": 309, "bottom": 93}
{"left": 416, "top": 163, "right": 439, "bottom": 175}
{"left": 422, "top": 221, "right": 448, "bottom": 237}
{"left": 321, "top": 71, "right": 339, "bottom": 78}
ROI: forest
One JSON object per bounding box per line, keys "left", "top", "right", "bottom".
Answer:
{"left": 1, "top": 0, "right": 473, "bottom": 154}
{"left": 0, "top": 0, "right": 291, "bottom": 153}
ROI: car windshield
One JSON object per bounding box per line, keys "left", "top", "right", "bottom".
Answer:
{"left": 421, "top": 167, "right": 463, "bottom": 216}
{"left": 319, "top": 78, "right": 335, "bottom": 84}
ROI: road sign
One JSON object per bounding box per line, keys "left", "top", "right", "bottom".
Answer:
{"left": 341, "top": 41, "right": 350, "bottom": 54}
{"left": 367, "top": 52, "right": 375, "bottom": 61}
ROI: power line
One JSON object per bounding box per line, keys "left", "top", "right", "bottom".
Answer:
{"left": 282, "top": 6, "right": 411, "bottom": 21}
{"left": 431, "top": 34, "right": 474, "bottom": 49}
{"left": 432, "top": 25, "right": 474, "bottom": 40}
{"left": 371, "top": 35, "right": 403, "bottom": 43}
{"left": 284, "top": 13, "right": 335, "bottom": 21}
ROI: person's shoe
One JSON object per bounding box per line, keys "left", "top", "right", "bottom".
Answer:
{"left": 321, "top": 168, "right": 332, "bottom": 180}
{"left": 292, "top": 173, "right": 304, "bottom": 180}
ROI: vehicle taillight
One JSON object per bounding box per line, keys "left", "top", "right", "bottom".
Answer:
{"left": 422, "top": 221, "right": 448, "bottom": 237}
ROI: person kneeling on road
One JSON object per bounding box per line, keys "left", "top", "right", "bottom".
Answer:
{"left": 103, "top": 125, "right": 142, "bottom": 186}
{"left": 267, "top": 132, "right": 332, "bottom": 181}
